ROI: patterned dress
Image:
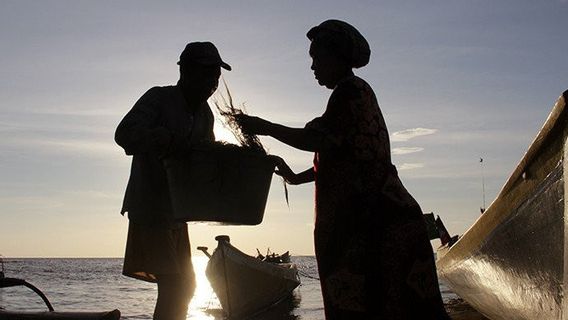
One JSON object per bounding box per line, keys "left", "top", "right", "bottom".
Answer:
{"left": 306, "top": 76, "right": 448, "bottom": 319}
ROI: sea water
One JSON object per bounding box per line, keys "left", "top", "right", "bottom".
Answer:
{"left": 0, "top": 257, "right": 462, "bottom": 319}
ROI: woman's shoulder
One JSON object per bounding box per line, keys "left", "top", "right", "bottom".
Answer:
{"left": 330, "top": 76, "right": 376, "bottom": 107}
{"left": 334, "top": 75, "right": 374, "bottom": 97}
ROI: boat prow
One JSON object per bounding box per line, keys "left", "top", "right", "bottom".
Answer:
{"left": 437, "top": 90, "right": 568, "bottom": 319}
{"left": 202, "top": 235, "right": 300, "bottom": 319}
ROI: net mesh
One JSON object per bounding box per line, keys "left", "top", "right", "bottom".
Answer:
{"left": 212, "top": 78, "right": 266, "bottom": 154}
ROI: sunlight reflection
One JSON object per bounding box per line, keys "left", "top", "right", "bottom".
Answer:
{"left": 212, "top": 100, "right": 240, "bottom": 145}
{"left": 187, "top": 256, "right": 223, "bottom": 320}
{"left": 213, "top": 123, "right": 239, "bottom": 145}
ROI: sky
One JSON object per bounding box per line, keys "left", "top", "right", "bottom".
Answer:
{"left": 1, "top": 0, "right": 567, "bottom": 257}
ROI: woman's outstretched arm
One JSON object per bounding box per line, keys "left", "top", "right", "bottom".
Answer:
{"left": 270, "top": 155, "right": 314, "bottom": 185}
{"left": 237, "top": 115, "right": 329, "bottom": 152}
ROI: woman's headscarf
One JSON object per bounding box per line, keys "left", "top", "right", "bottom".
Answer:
{"left": 306, "top": 19, "right": 371, "bottom": 68}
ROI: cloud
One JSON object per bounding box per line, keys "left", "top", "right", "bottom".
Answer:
{"left": 392, "top": 147, "right": 424, "bottom": 155}
{"left": 391, "top": 128, "right": 438, "bottom": 142}
{"left": 1, "top": 136, "right": 122, "bottom": 160}
{"left": 398, "top": 163, "right": 424, "bottom": 171}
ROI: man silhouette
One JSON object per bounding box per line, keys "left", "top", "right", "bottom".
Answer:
{"left": 115, "top": 42, "right": 231, "bottom": 320}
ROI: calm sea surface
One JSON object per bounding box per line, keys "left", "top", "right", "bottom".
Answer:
{"left": 0, "top": 257, "right": 460, "bottom": 319}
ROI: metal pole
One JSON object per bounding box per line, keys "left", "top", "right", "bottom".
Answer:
{"left": 480, "top": 157, "right": 486, "bottom": 212}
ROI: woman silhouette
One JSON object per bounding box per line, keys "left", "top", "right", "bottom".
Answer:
{"left": 238, "top": 20, "right": 449, "bottom": 319}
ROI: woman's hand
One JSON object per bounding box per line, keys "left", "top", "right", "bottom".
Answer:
{"left": 269, "top": 155, "right": 299, "bottom": 185}
{"left": 235, "top": 114, "right": 272, "bottom": 136}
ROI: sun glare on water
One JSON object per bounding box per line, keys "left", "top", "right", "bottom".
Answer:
{"left": 187, "top": 256, "right": 223, "bottom": 319}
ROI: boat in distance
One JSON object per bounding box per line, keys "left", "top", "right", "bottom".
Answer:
{"left": 198, "top": 235, "right": 300, "bottom": 319}
{"left": 436, "top": 90, "right": 568, "bottom": 319}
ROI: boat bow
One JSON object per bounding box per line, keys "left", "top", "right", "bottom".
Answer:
{"left": 437, "top": 90, "right": 568, "bottom": 320}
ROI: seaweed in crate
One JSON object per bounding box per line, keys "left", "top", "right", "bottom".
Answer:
{"left": 211, "top": 79, "right": 290, "bottom": 207}
{"left": 212, "top": 78, "right": 266, "bottom": 154}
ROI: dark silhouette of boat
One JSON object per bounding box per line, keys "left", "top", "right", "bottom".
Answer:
{"left": 436, "top": 90, "right": 568, "bottom": 319}
{"left": 0, "top": 256, "right": 120, "bottom": 320}
{"left": 198, "top": 235, "right": 300, "bottom": 319}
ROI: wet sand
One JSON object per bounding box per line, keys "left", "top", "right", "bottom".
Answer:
{"left": 243, "top": 296, "right": 490, "bottom": 320}
{"left": 218, "top": 296, "right": 489, "bottom": 320}
{"left": 445, "top": 298, "right": 488, "bottom": 320}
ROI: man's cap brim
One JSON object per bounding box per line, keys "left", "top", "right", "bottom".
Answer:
{"left": 177, "top": 60, "right": 232, "bottom": 71}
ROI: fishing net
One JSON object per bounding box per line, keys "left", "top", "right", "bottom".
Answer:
{"left": 210, "top": 78, "right": 289, "bottom": 207}
{"left": 212, "top": 78, "right": 266, "bottom": 154}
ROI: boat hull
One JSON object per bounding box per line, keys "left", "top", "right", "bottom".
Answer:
{"left": 0, "top": 309, "right": 120, "bottom": 320}
{"left": 437, "top": 90, "right": 568, "bottom": 320}
{"left": 205, "top": 239, "right": 300, "bottom": 318}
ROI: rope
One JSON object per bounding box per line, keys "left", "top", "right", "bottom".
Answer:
{"left": 297, "top": 270, "right": 319, "bottom": 280}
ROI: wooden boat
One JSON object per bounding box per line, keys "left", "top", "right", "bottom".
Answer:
{"left": 0, "top": 257, "right": 120, "bottom": 320}
{"left": 198, "top": 235, "right": 300, "bottom": 319}
{"left": 436, "top": 90, "right": 568, "bottom": 320}
{"left": 0, "top": 309, "right": 120, "bottom": 320}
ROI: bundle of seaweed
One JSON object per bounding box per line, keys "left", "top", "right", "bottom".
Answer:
{"left": 212, "top": 78, "right": 266, "bottom": 154}
{"left": 211, "top": 79, "right": 289, "bottom": 206}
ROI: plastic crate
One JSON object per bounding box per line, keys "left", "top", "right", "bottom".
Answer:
{"left": 164, "top": 146, "right": 274, "bottom": 225}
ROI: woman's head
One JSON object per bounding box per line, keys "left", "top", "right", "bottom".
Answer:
{"left": 307, "top": 19, "right": 370, "bottom": 88}
{"left": 307, "top": 20, "right": 370, "bottom": 68}
{"left": 308, "top": 40, "right": 349, "bottom": 89}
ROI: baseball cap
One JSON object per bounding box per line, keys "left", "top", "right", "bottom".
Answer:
{"left": 177, "top": 42, "right": 232, "bottom": 71}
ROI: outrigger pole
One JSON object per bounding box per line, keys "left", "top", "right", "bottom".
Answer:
{"left": 480, "top": 157, "right": 486, "bottom": 213}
